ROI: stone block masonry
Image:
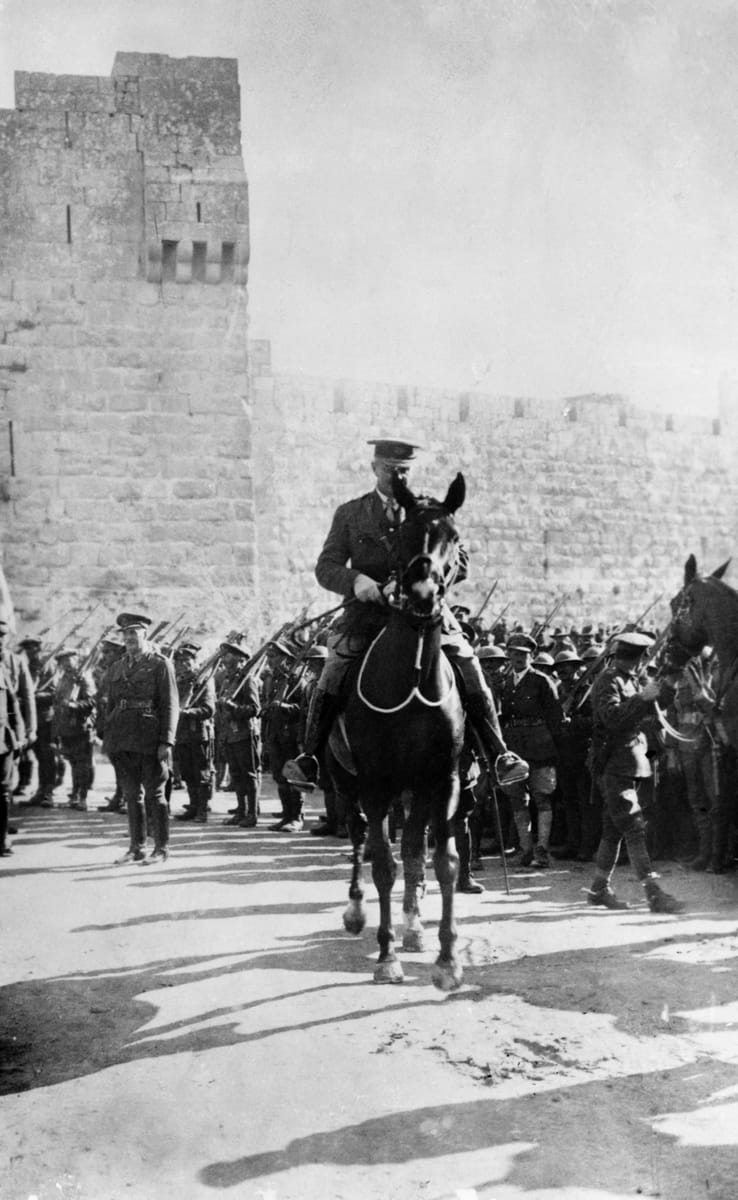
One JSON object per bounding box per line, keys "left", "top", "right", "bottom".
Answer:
{"left": 251, "top": 371, "right": 738, "bottom": 634}
{"left": 0, "top": 53, "right": 255, "bottom": 639}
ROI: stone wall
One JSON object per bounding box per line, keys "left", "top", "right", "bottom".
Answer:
{"left": 0, "top": 53, "right": 253, "bottom": 640}
{"left": 251, "top": 364, "right": 738, "bottom": 634}
{"left": 1, "top": 51, "right": 736, "bottom": 646}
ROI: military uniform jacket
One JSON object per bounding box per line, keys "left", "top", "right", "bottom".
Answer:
{"left": 590, "top": 665, "right": 653, "bottom": 778}
{"left": 217, "top": 669, "right": 261, "bottom": 747}
{"left": 53, "top": 669, "right": 96, "bottom": 740}
{"left": 175, "top": 672, "right": 216, "bottom": 746}
{"left": 3, "top": 650, "right": 37, "bottom": 744}
{"left": 103, "top": 649, "right": 178, "bottom": 757}
{"left": 315, "top": 490, "right": 469, "bottom": 633}
{"left": 0, "top": 657, "right": 24, "bottom": 754}
{"left": 498, "top": 667, "right": 564, "bottom": 765}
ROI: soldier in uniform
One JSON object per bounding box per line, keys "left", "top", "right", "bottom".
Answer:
{"left": 284, "top": 439, "right": 514, "bottom": 790}
{"left": 0, "top": 616, "right": 25, "bottom": 856}
{"left": 94, "top": 635, "right": 126, "bottom": 812}
{"left": 172, "top": 641, "right": 216, "bottom": 825}
{"left": 497, "top": 632, "right": 565, "bottom": 868}
{"left": 217, "top": 641, "right": 262, "bottom": 829}
{"left": 18, "top": 637, "right": 56, "bottom": 807}
{"left": 586, "top": 630, "right": 684, "bottom": 912}
{"left": 261, "top": 641, "right": 304, "bottom": 832}
{"left": 103, "top": 612, "right": 178, "bottom": 865}
{"left": 13, "top": 635, "right": 43, "bottom": 799}
{"left": 53, "top": 648, "right": 96, "bottom": 810}
{"left": 551, "top": 647, "right": 591, "bottom": 860}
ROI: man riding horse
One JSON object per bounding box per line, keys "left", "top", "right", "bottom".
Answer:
{"left": 284, "top": 438, "right": 522, "bottom": 790}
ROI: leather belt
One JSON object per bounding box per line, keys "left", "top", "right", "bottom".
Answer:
{"left": 505, "top": 717, "right": 545, "bottom": 727}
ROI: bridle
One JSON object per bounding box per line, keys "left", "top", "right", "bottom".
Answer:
{"left": 393, "top": 507, "right": 461, "bottom": 622}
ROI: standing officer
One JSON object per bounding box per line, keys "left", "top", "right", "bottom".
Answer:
{"left": 172, "top": 641, "right": 216, "bottom": 825}
{"left": 53, "top": 648, "right": 96, "bottom": 810}
{"left": 103, "top": 613, "right": 178, "bottom": 865}
{"left": 498, "top": 632, "right": 565, "bottom": 868}
{"left": 285, "top": 438, "right": 514, "bottom": 789}
{"left": 217, "top": 641, "right": 262, "bottom": 829}
{"left": 586, "top": 630, "right": 684, "bottom": 912}
{"left": 94, "top": 635, "right": 126, "bottom": 812}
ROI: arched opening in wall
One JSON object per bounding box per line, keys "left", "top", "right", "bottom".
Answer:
{"left": 221, "top": 242, "right": 235, "bottom": 282}
{"left": 162, "top": 240, "right": 178, "bottom": 282}
{"left": 192, "top": 242, "right": 207, "bottom": 283}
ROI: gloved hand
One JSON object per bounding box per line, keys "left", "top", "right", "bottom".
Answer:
{"left": 353, "top": 573, "right": 383, "bottom": 604}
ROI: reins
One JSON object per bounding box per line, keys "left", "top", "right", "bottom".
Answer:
{"left": 356, "top": 626, "right": 455, "bottom": 713}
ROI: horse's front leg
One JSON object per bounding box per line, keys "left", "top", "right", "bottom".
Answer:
{"left": 342, "top": 793, "right": 368, "bottom": 935}
{"left": 401, "top": 803, "right": 428, "bottom": 952}
{"left": 368, "top": 808, "right": 403, "bottom": 983}
{"left": 430, "top": 781, "right": 463, "bottom": 992}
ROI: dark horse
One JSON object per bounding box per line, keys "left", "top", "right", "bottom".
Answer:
{"left": 330, "top": 473, "right": 467, "bottom": 990}
{"left": 668, "top": 553, "right": 738, "bottom": 748}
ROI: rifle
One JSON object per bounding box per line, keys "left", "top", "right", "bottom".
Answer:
{"left": 224, "top": 602, "right": 349, "bottom": 704}
{"left": 77, "top": 623, "right": 117, "bottom": 677}
{"left": 474, "top": 579, "right": 498, "bottom": 622}
{"left": 488, "top": 600, "right": 511, "bottom": 633}
{"left": 567, "top": 593, "right": 669, "bottom": 715}
{"left": 40, "top": 601, "right": 103, "bottom": 671}
{"left": 530, "top": 596, "right": 565, "bottom": 641}
{"left": 150, "top": 612, "right": 186, "bottom": 646}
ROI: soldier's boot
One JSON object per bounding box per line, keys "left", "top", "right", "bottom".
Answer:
{"left": 76, "top": 790, "right": 88, "bottom": 813}
{"left": 533, "top": 810, "right": 553, "bottom": 868}
{"left": 283, "top": 691, "right": 342, "bottom": 791}
{"left": 455, "top": 820, "right": 484, "bottom": 893}
{"left": 269, "top": 781, "right": 294, "bottom": 830}
{"left": 508, "top": 809, "right": 534, "bottom": 867}
{"left": 281, "top": 795, "right": 305, "bottom": 833}
{"left": 685, "top": 812, "right": 712, "bottom": 871}
{"left": 644, "top": 875, "right": 685, "bottom": 914}
{"left": 194, "top": 781, "right": 211, "bottom": 824}
{"left": 240, "top": 780, "right": 259, "bottom": 828}
{"left": 175, "top": 783, "right": 198, "bottom": 821}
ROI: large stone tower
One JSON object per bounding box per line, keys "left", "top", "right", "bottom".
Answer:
{"left": 0, "top": 53, "right": 254, "bottom": 636}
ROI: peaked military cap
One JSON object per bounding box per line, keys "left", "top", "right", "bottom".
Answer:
{"left": 506, "top": 632, "right": 537, "bottom": 653}
{"left": 367, "top": 439, "right": 420, "bottom": 463}
{"left": 176, "top": 641, "right": 201, "bottom": 655}
{"left": 554, "top": 649, "right": 583, "bottom": 666}
{"left": 478, "top": 644, "right": 508, "bottom": 661}
{"left": 220, "top": 640, "right": 250, "bottom": 658}
{"left": 613, "top": 630, "right": 654, "bottom": 650}
{"left": 117, "top": 612, "right": 152, "bottom": 630}
{"left": 56, "top": 647, "right": 79, "bottom": 659}
{"left": 19, "top": 634, "right": 42, "bottom": 648}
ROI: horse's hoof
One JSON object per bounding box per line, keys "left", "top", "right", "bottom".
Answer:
{"left": 374, "top": 959, "right": 404, "bottom": 984}
{"left": 343, "top": 906, "right": 366, "bottom": 935}
{"left": 402, "top": 929, "right": 425, "bottom": 953}
{"left": 431, "top": 960, "right": 463, "bottom": 992}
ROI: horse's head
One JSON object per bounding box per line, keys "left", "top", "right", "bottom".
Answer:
{"left": 667, "top": 553, "right": 731, "bottom": 664}
{"left": 391, "top": 472, "right": 465, "bottom": 620}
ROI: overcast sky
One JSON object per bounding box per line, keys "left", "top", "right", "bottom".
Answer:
{"left": 1, "top": 0, "right": 737, "bottom": 413}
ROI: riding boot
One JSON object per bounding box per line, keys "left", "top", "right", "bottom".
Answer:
{"left": 534, "top": 810, "right": 552, "bottom": 868}
{"left": 283, "top": 692, "right": 342, "bottom": 790}
{"left": 455, "top": 819, "right": 484, "bottom": 893}
{"left": 685, "top": 811, "right": 712, "bottom": 871}
{"left": 464, "top": 690, "right": 507, "bottom": 763}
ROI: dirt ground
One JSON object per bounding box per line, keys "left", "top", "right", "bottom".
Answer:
{"left": 2, "top": 759, "right": 738, "bottom": 1200}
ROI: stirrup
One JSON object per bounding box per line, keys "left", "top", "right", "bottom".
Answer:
{"left": 283, "top": 756, "right": 319, "bottom": 792}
